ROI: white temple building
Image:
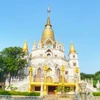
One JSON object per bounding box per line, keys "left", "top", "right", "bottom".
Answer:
{"left": 5, "top": 5, "right": 81, "bottom": 96}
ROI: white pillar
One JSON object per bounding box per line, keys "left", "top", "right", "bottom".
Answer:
{"left": 40, "top": 78, "right": 43, "bottom": 97}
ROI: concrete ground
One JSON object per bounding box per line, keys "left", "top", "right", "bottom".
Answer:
{"left": 43, "top": 94, "right": 74, "bottom": 100}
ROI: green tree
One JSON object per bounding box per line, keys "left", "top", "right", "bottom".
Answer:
{"left": 94, "top": 71, "right": 100, "bottom": 81}
{"left": 80, "top": 71, "right": 100, "bottom": 88}
{"left": 0, "top": 46, "right": 27, "bottom": 83}
{"left": 0, "top": 54, "right": 5, "bottom": 82}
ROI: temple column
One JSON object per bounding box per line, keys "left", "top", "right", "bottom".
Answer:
{"left": 40, "top": 71, "right": 44, "bottom": 97}
{"left": 43, "top": 65, "right": 48, "bottom": 95}
{"left": 28, "top": 66, "right": 33, "bottom": 92}
{"left": 40, "top": 80, "right": 43, "bottom": 97}
{"left": 75, "top": 67, "right": 80, "bottom": 93}
{"left": 61, "top": 65, "right": 65, "bottom": 86}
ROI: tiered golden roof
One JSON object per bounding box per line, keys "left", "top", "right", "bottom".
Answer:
{"left": 41, "top": 5, "right": 55, "bottom": 42}
{"left": 23, "top": 41, "right": 28, "bottom": 52}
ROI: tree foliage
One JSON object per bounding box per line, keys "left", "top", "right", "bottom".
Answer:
{"left": 0, "top": 46, "right": 27, "bottom": 82}
{"left": 80, "top": 73, "right": 94, "bottom": 80}
{"left": 80, "top": 71, "right": 100, "bottom": 87}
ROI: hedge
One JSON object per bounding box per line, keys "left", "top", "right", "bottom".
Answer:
{"left": 0, "top": 90, "right": 40, "bottom": 96}
{"left": 93, "top": 92, "right": 100, "bottom": 96}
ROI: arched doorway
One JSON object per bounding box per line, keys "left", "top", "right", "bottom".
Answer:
{"left": 48, "top": 86, "right": 57, "bottom": 95}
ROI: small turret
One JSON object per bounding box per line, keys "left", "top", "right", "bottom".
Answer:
{"left": 34, "top": 41, "right": 36, "bottom": 45}
{"left": 68, "top": 42, "right": 79, "bottom": 68}
{"left": 32, "top": 41, "right": 37, "bottom": 50}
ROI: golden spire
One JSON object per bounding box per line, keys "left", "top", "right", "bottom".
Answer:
{"left": 39, "top": 39, "right": 42, "bottom": 43}
{"left": 45, "top": 17, "right": 52, "bottom": 27}
{"left": 41, "top": 5, "right": 55, "bottom": 42}
{"left": 45, "top": 4, "right": 51, "bottom": 27}
{"left": 33, "top": 41, "right": 36, "bottom": 45}
{"left": 56, "top": 41, "right": 58, "bottom": 44}
{"left": 23, "top": 41, "right": 28, "bottom": 52}
{"left": 69, "top": 42, "right": 76, "bottom": 53}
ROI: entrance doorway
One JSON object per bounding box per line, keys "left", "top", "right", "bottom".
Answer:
{"left": 48, "top": 86, "right": 56, "bottom": 94}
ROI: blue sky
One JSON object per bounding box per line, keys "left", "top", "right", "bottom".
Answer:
{"left": 0, "top": 0, "right": 100, "bottom": 74}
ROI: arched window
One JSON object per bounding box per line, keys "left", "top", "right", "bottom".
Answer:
{"left": 57, "top": 68, "right": 60, "bottom": 77}
{"left": 37, "top": 68, "right": 41, "bottom": 74}
{"left": 45, "top": 49, "right": 52, "bottom": 57}
{"left": 47, "top": 68, "right": 52, "bottom": 73}
{"left": 47, "top": 53, "right": 51, "bottom": 57}
{"left": 47, "top": 49, "right": 51, "bottom": 52}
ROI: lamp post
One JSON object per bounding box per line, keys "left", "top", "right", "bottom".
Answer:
{"left": 28, "top": 66, "right": 33, "bottom": 92}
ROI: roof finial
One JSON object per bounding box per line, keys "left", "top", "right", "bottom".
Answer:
{"left": 47, "top": 4, "right": 51, "bottom": 17}
{"left": 23, "top": 41, "right": 28, "bottom": 52}
{"left": 69, "top": 42, "right": 76, "bottom": 54}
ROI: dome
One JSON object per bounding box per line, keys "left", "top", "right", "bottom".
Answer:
{"left": 41, "top": 17, "right": 55, "bottom": 42}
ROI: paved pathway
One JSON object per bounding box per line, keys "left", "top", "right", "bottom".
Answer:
{"left": 43, "top": 95, "right": 74, "bottom": 100}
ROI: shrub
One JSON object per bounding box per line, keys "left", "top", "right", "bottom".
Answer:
{"left": 7, "top": 84, "right": 18, "bottom": 91}
{"left": 93, "top": 92, "right": 100, "bottom": 96}
{"left": 0, "top": 90, "right": 40, "bottom": 96}
{"left": 56, "top": 86, "right": 71, "bottom": 93}
{"left": 0, "top": 90, "right": 11, "bottom": 95}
